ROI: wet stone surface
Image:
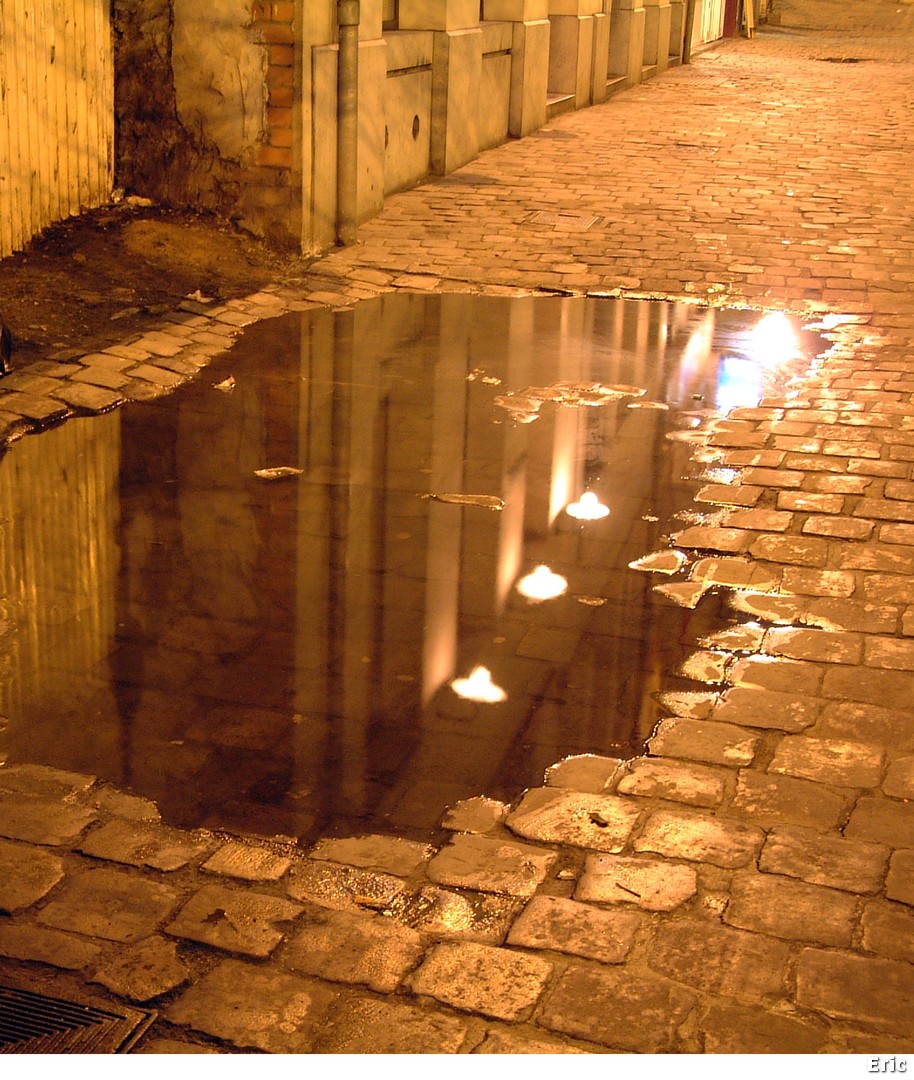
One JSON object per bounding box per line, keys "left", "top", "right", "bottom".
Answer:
{"left": 0, "top": 294, "right": 825, "bottom": 843}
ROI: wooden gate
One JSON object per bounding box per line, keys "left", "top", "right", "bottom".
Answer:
{"left": 0, "top": 0, "right": 113, "bottom": 259}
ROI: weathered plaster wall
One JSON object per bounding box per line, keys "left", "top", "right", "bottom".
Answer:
{"left": 114, "top": 0, "right": 300, "bottom": 247}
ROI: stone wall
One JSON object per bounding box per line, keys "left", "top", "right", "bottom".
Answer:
{"left": 113, "top": 0, "right": 301, "bottom": 248}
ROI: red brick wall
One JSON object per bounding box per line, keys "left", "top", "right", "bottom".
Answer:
{"left": 252, "top": 1, "right": 296, "bottom": 170}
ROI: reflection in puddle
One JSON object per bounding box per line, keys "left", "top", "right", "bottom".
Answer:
{"left": 0, "top": 295, "right": 824, "bottom": 842}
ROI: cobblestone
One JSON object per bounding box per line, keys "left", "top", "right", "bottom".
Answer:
{"left": 3, "top": 0, "right": 914, "bottom": 1053}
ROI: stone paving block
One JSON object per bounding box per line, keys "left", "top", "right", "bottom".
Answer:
{"left": 574, "top": 854, "right": 697, "bottom": 911}
{"left": 537, "top": 962, "right": 696, "bottom": 1052}
{"left": 614, "top": 757, "right": 726, "bottom": 808}
{"left": 135, "top": 1038, "right": 218, "bottom": 1054}
{"left": 698, "top": 1002, "right": 829, "bottom": 1054}
{"left": 729, "top": 590, "right": 805, "bottom": 624}
{"left": 864, "top": 574, "right": 914, "bottom": 605}
{"left": 797, "top": 950, "right": 914, "bottom": 1036}
{"left": 307, "top": 834, "right": 433, "bottom": 877}
{"left": 782, "top": 567, "right": 857, "bottom": 598}
{"left": 0, "top": 921, "right": 102, "bottom": 970}
{"left": 779, "top": 490, "right": 844, "bottom": 514}
{"left": 167, "top": 958, "right": 338, "bottom": 1053}
{"left": 865, "top": 638, "right": 914, "bottom": 671}
{"left": 690, "top": 556, "right": 780, "bottom": 591}
{"left": 78, "top": 818, "right": 216, "bottom": 871}
{"left": 826, "top": 671, "right": 914, "bottom": 721}
{"left": 679, "top": 649, "right": 730, "bottom": 684}
{"left": 846, "top": 799, "right": 914, "bottom": 850}
{"left": 38, "top": 867, "right": 180, "bottom": 943}
{"left": 385, "top": 884, "right": 522, "bottom": 944}
{"left": 0, "top": 391, "right": 70, "bottom": 423}
{"left": 730, "top": 770, "right": 849, "bottom": 829}
{"left": 128, "top": 363, "right": 185, "bottom": 387}
{"left": 135, "top": 331, "right": 188, "bottom": 355}
{"left": 656, "top": 690, "right": 719, "bottom": 720}
{"left": 700, "top": 623, "right": 766, "bottom": 652}
{"left": 202, "top": 839, "right": 293, "bottom": 881}
{"left": 841, "top": 544, "right": 914, "bottom": 574}
{"left": 760, "top": 824, "right": 889, "bottom": 894}
{"left": 725, "top": 872, "right": 858, "bottom": 946}
{"left": 817, "top": 701, "right": 914, "bottom": 751}
{"left": 505, "top": 788, "right": 641, "bottom": 853}
{"left": 314, "top": 996, "right": 469, "bottom": 1054}
{"left": 765, "top": 626, "right": 863, "bottom": 665}
{"left": 862, "top": 901, "right": 914, "bottom": 963}
{"left": 804, "top": 598, "right": 899, "bottom": 634}
{"left": 802, "top": 515, "right": 874, "bottom": 540}
{"left": 721, "top": 508, "right": 793, "bottom": 531}
{"left": 506, "top": 895, "right": 643, "bottom": 964}
{"left": 542, "top": 754, "right": 623, "bottom": 793}
{"left": 91, "top": 788, "right": 161, "bottom": 821}
{"left": 672, "top": 526, "right": 753, "bottom": 553}
{"left": 49, "top": 382, "right": 126, "bottom": 413}
{"left": 473, "top": 1029, "right": 588, "bottom": 1054}
{"left": 886, "top": 851, "right": 914, "bottom": 906}
{"left": 880, "top": 523, "right": 914, "bottom": 546}
{"left": 166, "top": 883, "right": 303, "bottom": 957}
{"left": 281, "top": 907, "right": 424, "bottom": 992}
{"left": 708, "top": 682, "right": 821, "bottom": 734}
{"left": 442, "top": 796, "right": 509, "bottom": 832}
{"left": 884, "top": 757, "right": 914, "bottom": 798}
{"left": 647, "top": 718, "right": 760, "bottom": 767}
{"left": 750, "top": 534, "right": 829, "bottom": 567}
{"left": 649, "top": 916, "right": 790, "bottom": 1001}
{"left": 634, "top": 809, "right": 764, "bottom": 868}
{"left": 286, "top": 858, "right": 410, "bottom": 910}
{"left": 70, "top": 365, "right": 132, "bottom": 389}
{"left": 426, "top": 833, "right": 556, "bottom": 898}
{"left": 90, "top": 934, "right": 190, "bottom": 1002}
{"left": 855, "top": 498, "right": 914, "bottom": 523}
{"left": 727, "top": 659, "right": 824, "bottom": 696}
{"left": 769, "top": 736, "right": 886, "bottom": 788}
{"left": 0, "top": 794, "right": 98, "bottom": 846}
{"left": 0, "top": 838, "right": 64, "bottom": 912}
{"left": 408, "top": 941, "right": 552, "bottom": 1022}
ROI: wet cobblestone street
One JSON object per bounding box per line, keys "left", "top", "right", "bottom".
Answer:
{"left": 1, "top": 0, "right": 914, "bottom": 1057}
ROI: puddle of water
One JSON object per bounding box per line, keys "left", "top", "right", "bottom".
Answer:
{"left": 0, "top": 294, "right": 824, "bottom": 842}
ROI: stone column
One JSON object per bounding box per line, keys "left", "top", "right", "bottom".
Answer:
{"left": 608, "top": 0, "right": 645, "bottom": 87}
{"left": 643, "top": 0, "right": 672, "bottom": 74}
{"left": 667, "top": 0, "right": 686, "bottom": 62}
{"left": 547, "top": 0, "right": 603, "bottom": 109}
{"left": 484, "top": 0, "right": 550, "bottom": 137}
{"left": 400, "top": 0, "right": 483, "bottom": 174}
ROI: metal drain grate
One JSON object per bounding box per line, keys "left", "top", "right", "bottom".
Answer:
{"left": 523, "top": 209, "right": 602, "bottom": 230}
{"left": 0, "top": 985, "right": 155, "bottom": 1054}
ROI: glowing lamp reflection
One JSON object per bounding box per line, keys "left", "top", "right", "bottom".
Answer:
{"left": 450, "top": 666, "right": 507, "bottom": 703}
{"left": 517, "top": 564, "right": 568, "bottom": 601}
{"left": 749, "top": 312, "right": 798, "bottom": 365}
{"left": 566, "top": 492, "right": 610, "bottom": 521}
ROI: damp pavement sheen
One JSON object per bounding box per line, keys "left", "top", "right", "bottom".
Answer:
{"left": 0, "top": 293, "right": 823, "bottom": 842}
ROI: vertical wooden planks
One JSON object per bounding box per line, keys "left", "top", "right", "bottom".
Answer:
{"left": 0, "top": 0, "right": 113, "bottom": 258}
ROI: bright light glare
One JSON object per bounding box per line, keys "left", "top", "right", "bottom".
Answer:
{"left": 749, "top": 312, "right": 798, "bottom": 365}
{"left": 517, "top": 564, "right": 568, "bottom": 601}
{"left": 450, "top": 666, "right": 507, "bottom": 703}
{"left": 566, "top": 491, "right": 610, "bottom": 521}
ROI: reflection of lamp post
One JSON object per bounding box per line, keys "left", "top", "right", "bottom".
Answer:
{"left": 450, "top": 666, "right": 507, "bottom": 703}
{"left": 516, "top": 564, "right": 568, "bottom": 601}
{"left": 566, "top": 491, "right": 610, "bottom": 521}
